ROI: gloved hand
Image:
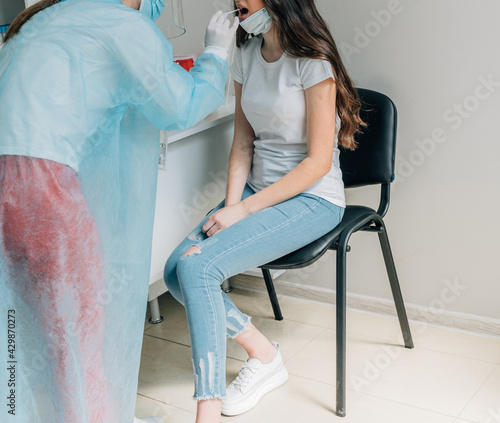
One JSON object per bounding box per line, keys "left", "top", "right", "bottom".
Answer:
{"left": 204, "top": 11, "right": 239, "bottom": 61}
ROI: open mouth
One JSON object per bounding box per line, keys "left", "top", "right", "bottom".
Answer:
{"left": 238, "top": 7, "right": 249, "bottom": 20}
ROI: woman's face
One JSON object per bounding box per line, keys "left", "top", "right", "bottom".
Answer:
{"left": 235, "top": 0, "right": 266, "bottom": 21}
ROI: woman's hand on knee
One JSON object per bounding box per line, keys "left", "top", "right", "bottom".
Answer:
{"left": 202, "top": 203, "right": 250, "bottom": 237}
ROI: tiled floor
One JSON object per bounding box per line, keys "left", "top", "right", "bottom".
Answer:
{"left": 136, "top": 289, "right": 500, "bottom": 423}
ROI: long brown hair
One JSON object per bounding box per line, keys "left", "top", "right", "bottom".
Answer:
{"left": 236, "top": 0, "right": 365, "bottom": 150}
{"left": 3, "top": 0, "right": 60, "bottom": 43}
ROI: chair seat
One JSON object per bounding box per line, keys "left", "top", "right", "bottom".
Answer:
{"left": 259, "top": 205, "right": 377, "bottom": 270}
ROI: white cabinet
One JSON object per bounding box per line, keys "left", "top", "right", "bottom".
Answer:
{"left": 147, "top": 103, "right": 235, "bottom": 318}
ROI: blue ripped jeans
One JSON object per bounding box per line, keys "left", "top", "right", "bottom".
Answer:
{"left": 164, "top": 184, "right": 344, "bottom": 401}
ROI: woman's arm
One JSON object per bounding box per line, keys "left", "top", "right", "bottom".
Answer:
{"left": 202, "top": 78, "right": 337, "bottom": 237}
{"left": 225, "top": 82, "right": 256, "bottom": 206}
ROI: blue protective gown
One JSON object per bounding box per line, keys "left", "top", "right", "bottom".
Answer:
{"left": 0, "top": 0, "right": 228, "bottom": 421}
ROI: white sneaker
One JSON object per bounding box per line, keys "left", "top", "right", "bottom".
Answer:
{"left": 222, "top": 341, "right": 288, "bottom": 416}
{"left": 134, "top": 417, "right": 164, "bottom": 423}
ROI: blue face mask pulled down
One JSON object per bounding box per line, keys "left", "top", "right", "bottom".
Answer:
{"left": 140, "top": 0, "right": 165, "bottom": 21}
{"left": 240, "top": 7, "right": 273, "bottom": 35}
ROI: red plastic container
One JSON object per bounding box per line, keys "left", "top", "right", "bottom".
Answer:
{"left": 174, "top": 56, "right": 196, "bottom": 71}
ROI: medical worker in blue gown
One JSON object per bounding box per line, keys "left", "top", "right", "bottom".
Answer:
{"left": 0, "top": 0, "right": 238, "bottom": 422}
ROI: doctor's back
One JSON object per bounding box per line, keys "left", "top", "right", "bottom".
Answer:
{"left": 0, "top": 0, "right": 227, "bottom": 171}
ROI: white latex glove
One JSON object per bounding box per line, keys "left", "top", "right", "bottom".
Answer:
{"left": 204, "top": 11, "right": 239, "bottom": 60}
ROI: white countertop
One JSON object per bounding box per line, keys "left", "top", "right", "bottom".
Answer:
{"left": 163, "top": 96, "right": 235, "bottom": 144}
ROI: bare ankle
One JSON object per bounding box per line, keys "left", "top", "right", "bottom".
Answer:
{"left": 258, "top": 341, "right": 276, "bottom": 364}
{"left": 195, "top": 398, "right": 221, "bottom": 423}
{"left": 234, "top": 323, "right": 276, "bottom": 364}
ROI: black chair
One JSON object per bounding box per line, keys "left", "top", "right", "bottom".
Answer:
{"left": 258, "top": 88, "right": 414, "bottom": 417}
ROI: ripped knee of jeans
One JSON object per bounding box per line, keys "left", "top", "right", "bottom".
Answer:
{"left": 181, "top": 245, "right": 202, "bottom": 259}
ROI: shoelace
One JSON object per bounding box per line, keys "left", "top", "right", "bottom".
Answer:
{"left": 229, "top": 361, "right": 260, "bottom": 391}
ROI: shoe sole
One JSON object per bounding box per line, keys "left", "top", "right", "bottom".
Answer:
{"left": 221, "top": 365, "right": 289, "bottom": 416}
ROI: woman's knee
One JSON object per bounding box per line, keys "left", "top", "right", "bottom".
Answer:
{"left": 165, "top": 240, "right": 211, "bottom": 301}
{"left": 176, "top": 247, "right": 203, "bottom": 284}
{"left": 164, "top": 253, "right": 184, "bottom": 300}
{"left": 175, "top": 247, "right": 222, "bottom": 296}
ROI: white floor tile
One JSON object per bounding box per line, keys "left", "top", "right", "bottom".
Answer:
{"left": 413, "top": 325, "right": 500, "bottom": 364}
{"left": 346, "top": 309, "right": 500, "bottom": 364}
{"left": 227, "top": 314, "right": 324, "bottom": 362}
{"left": 346, "top": 308, "right": 414, "bottom": 342}
{"left": 228, "top": 288, "right": 337, "bottom": 329}
{"left": 459, "top": 366, "right": 500, "bottom": 422}
{"left": 137, "top": 334, "right": 244, "bottom": 413}
{"left": 220, "top": 374, "right": 455, "bottom": 423}
{"left": 145, "top": 292, "right": 324, "bottom": 363}
{"left": 226, "top": 289, "right": 277, "bottom": 320}
{"left": 140, "top": 289, "right": 499, "bottom": 422}
{"left": 285, "top": 329, "right": 495, "bottom": 416}
{"left": 135, "top": 394, "right": 195, "bottom": 422}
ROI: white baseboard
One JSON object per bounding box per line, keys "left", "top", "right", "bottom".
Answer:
{"left": 228, "top": 274, "right": 500, "bottom": 338}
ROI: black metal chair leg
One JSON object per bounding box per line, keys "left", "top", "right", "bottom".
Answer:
{"left": 261, "top": 268, "right": 283, "bottom": 321}
{"left": 376, "top": 220, "right": 414, "bottom": 349}
{"left": 335, "top": 236, "right": 348, "bottom": 417}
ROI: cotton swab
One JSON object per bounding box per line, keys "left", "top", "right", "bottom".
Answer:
{"left": 223, "top": 9, "right": 240, "bottom": 15}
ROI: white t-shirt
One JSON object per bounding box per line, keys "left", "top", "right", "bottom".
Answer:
{"left": 231, "top": 35, "right": 345, "bottom": 208}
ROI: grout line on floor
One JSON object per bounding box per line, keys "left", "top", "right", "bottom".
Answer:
{"left": 266, "top": 371, "right": 459, "bottom": 419}
{"left": 411, "top": 321, "right": 500, "bottom": 341}
{"left": 229, "top": 283, "right": 500, "bottom": 339}
{"left": 136, "top": 393, "right": 196, "bottom": 415}
{"left": 453, "top": 365, "right": 498, "bottom": 421}
{"left": 244, "top": 300, "right": 500, "bottom": 341}
{"left": 234, "top": 307, "right": 339, "bottom": 336}
{"left": 218, "top": 310, "right": 500, "bottom": 367}
{"left": 145, "top": 333, "right": 249, "bottom": 364}
{"left": 144, "top": 333, "right": 191, "bottom": 349}
{"left": 405, "top": 344, "right": 500, "bottom": 365}
{"left": 162, "top": 289, "right": 500, "bottom": 341}
{"left": 146, "top": 293, "right": 500, "bottom": 418}
{"left": 281, "top": 326, "right": 332, "bottom": 365}
{"left": 348, "top": 331, "right": 500, "bottom": 369}
{"left": 353, "top": 390, "right": 459, "bottom": 420}
{"left": 143, "top": 321, "right": 499, "bottom": 372}
{"left": 144, "top": 310, "right": 500, "bottom": 367}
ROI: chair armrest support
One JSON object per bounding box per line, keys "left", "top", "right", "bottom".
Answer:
{"left": 376, "top": 183, "right": 391, "bottom": 218}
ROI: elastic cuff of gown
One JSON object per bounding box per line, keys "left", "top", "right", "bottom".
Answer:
{"left": 193, "top": 394, "right": 226, "bottom": 401}
{"left": 204, "top": 46, "right": 228, "bottom": 61}
{"left": 227, "top": 315, "right": 252, "bottom": 340}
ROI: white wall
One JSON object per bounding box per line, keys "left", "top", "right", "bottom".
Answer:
{"left": 156, "top": 0, "right": 500, "bottom": 321}
{"left": 296, "top": 0, "right": 500, "bottom": 320}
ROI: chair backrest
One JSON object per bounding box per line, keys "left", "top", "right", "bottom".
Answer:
{"left": 340, "top": 88, "right": 398, "bottom": 189}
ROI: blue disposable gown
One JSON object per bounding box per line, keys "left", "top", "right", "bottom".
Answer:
{"left": 0, "top": 0, "right": 228, "bottom": 422}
